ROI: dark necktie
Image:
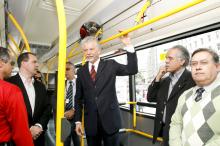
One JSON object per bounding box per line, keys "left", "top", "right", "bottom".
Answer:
{"left": 195, "top": 87, "right": 205, "bottom": 102}
{"left": 90, "top": 65, "right": 96, "bottom": 82}
{"left": 65, "top": 81, "right": 73, "bottom": 111}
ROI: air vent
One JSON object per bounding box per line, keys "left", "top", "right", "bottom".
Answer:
{"left": 38, "top": 0, "right": 95, "bottom": 15}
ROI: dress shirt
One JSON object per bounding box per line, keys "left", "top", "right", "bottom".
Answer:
{"left": 168, "top": 67, "right": 185, "bottom": 98}
{"left": 89, "top": 58, "right": 100, "bottom": 72}
{"left": 19, "top": 73, "right": 35, "bottom": 115}
{"left": 65, "top": 79, "right": 76, "bottom": 109}
{"left": 163, "top": 67, "right": 185, "bottom": 123}
{"left": 123, "top": 45, "right": 135, "bottom": 53}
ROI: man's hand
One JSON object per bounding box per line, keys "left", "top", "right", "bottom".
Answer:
{"left": 119, "top": 30, "right": 131, "bottom": 46}
{"left": 30, "top": 125, "right": 43, "bottom": 140}
{"left": 155, "top": 66, "right": 167, "bottom": 82}
{"left": 64, "top": 109, "right": 75, "bottom": 120}
{"left": 75, "top": 123, "right": 84, "bottom": 136}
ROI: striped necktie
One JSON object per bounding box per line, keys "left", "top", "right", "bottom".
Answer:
{"left": 195, "top": 87, "right": 205, "bottom": 102}
{"left": 65, "top": 81, "right": 73, "bottom": 111}
{"left": 90, "top": 65, "right": 96, "bottom": 82}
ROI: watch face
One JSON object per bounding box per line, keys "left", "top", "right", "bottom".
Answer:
{"left": 80, "top": 21, "right": 102, "bottom": 40}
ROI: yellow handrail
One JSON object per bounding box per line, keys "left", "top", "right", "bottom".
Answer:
{"left": 7, "top": 43, "right": 18, "bottom": 58}
{"left": 66, "top": 0, "right": 205, "bottom": 60}
{"left": 55, "top": 0, "right": 67, "bottom": 145}
{"left": 6, "top": 10, "right": 31, "bottom": 52}
{"left": 67, "top": 42, "right": 79, "bottom": 59}
{"left": 7, "top": 33, "right": 21, "bottom": 53}
{"left": 125, "top": 129, "right": 163, "bottom": 142}
{"left": 99, "top": 0, "right": 205, "bottom": 45}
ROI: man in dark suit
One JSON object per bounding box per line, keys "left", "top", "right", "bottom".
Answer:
{"left": 147, "top": 45, "right": 195, "bottom": 146}
{"left": 64, "top": 62, "right": 80, "bottom": 146}
{"left": 7, "top": 52, "right": 51, "bottom": 146}
{"left": 75, "top": 34, "right": 138, "bottom": 146}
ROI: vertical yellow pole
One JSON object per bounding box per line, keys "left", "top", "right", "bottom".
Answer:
{"left": 55, "top": 0, "right": 67, "bottom": 146}
{"left": 133, "top": 104, "right": 136, "bottom": 128}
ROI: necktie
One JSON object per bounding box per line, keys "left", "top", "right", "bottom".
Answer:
{"left": 65, "top": 81, "right": 73, "bottom": 111}
{"left": 90, "top": 65, "right": 96, "bottom": 82}
{"left": 195, "top": 87, "right": 205, "bottom": 102}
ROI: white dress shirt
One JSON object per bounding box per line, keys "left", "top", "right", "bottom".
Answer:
{"left": 88, "top": 58, "right": 100, "bottom": 72}
{"left": 19, "top": 73, "right": 36, "bottom": 115}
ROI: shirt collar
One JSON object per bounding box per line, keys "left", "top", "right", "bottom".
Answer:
{"left": 19, "top": 72, "right": 34, "bottom": 85}
{"left": 169, "top": 67, "right": 185, "bottom": 81}
{"left": 67, "top": 79, "right": 75, "bottom": 84}
{"left": 195, "top": 73, "right": 220, "bottom": 93}
{"left": 89, "top": 58, "right": 100, "bottom": 71}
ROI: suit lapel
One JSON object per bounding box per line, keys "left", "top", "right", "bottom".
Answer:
{"left": 95, "top": 60, "right": 105, "bottom": 83}
{"left": 16, "top": 74, "right": 33, "bottom": 117}
{"left": 33, "top": 81, "right": 39, "bottom": 117}
{"left": 168, "top": 69, "right": 188, "bottom": 100}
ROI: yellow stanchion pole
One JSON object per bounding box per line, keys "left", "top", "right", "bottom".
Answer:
{"left": 133, "top": 104, "right": 136, "bottom": 128}
{"left": 126, "top": 102, "right": 137, "bottom": 128}
{"left": 6, "top": 11, "right": 31, "bottom": 52}
{"left": 7, "top": 33, "right": 21, "bottom": 53}
{"left": 55, "top": 0, "right": 67, "bottom": 145}
{"left": 99, "top": 0, "right": 205, "bottom": 45}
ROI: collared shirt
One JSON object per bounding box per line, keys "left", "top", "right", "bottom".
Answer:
{"left": 19, "top": 72, "right": 35, "bottom": 115}
{"left": 168, "top": 67, "right": 185, "bottom": 98}
{"left": 163, "top": 68, "right": 185, "bottom": 123}
{"left": 88, "top": 58, "right": 100, "bottom": 72}
{"left": 65, "top": 79, "right": 76, "bottom": 109}
{"left": 193, "top": 73, "right": 220, "bottom": 97}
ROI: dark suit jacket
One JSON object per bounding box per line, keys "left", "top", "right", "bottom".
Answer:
{"left": 7, "top": 74, "right": 51, "bottom": 145}
{"left": 147, "top": 69, "right": 195, "bottom": 144}
{"left": 75, "top": 52, "right": 138, "bottom": 136}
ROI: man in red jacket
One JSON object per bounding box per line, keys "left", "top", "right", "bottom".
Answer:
{"left": 0, "top": 47, "right": 34, "bottom": 146}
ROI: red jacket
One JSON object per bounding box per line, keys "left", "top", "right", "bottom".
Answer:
{"left": 0, "top": 80, "right": 34, "bottom": 146}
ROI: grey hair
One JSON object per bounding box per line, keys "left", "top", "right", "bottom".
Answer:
{"left": 80, "top": 36, "right": 101, "bottom": 50}
{"left": 0, "top": 47, "right": 11, "bottom": 63}
{"left": 171, "top": 45, "right": 190, "bottom": 66}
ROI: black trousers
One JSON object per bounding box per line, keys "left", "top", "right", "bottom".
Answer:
{"left": 64, "top": 121, "right": 80, "bottom": 146}
{"left": 159, "top": 123, "right": 169, "bottom": 146}
{"left": 86, "top": 113, "right": 119, "bottom": 146}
